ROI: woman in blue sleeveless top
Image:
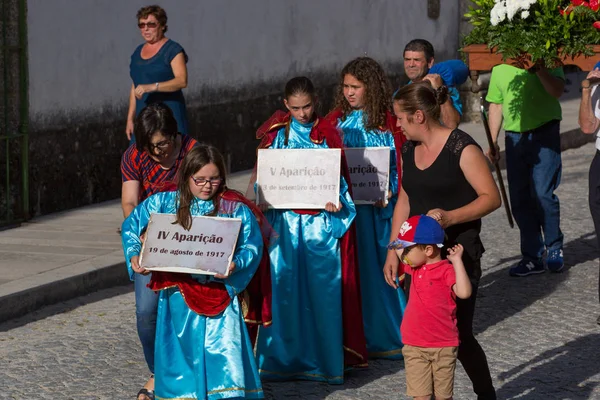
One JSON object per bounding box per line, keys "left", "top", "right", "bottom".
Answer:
{"left": 127, "top": 5, "right": 189, "bottom": 144}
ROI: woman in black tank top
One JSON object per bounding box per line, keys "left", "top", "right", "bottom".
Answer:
{"left": 384, "top": 81, "right": 501, "bottom": 399}
{"left": 401, "top": 131, "right": 485, "bottom": 274}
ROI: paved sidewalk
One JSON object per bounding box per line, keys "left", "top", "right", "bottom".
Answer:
{"left": 0, "top": 171, "right": 253, "bottom": 322}
{"left": 1, "top": 141, "right": 598, "bottom": 399}
{"left": 0, "top": 73, "right": 593, "bottom": 322}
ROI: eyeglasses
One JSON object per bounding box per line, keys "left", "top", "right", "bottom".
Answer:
{"left": 191, "top": 177, "right": 223, "bottom": 187}
{"left": 148, "top": 138, "right": 173, "bottom": 153}
{"left": 138, "top": 22, "right": 158, "bottom": 29}
{"left": 148, "top": 139, "right": 173, "bottom": 154}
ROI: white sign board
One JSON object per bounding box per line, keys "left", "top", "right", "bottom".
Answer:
{"left": 257, "top": 148, "right": 341, "bottom": 209}
{"left": 140, "top": 213, "right": 241, "bottom": 275}
{"left": 345, "top": 147, "right": 390, "bottom": 204}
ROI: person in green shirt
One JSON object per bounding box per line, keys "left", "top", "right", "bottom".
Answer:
{"left": 486, "top": 62, "right": 565, "bottom": 277}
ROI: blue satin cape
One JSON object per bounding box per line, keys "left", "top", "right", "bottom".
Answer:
{"left": 122, "top": 191, "right": 264, "bottom": 399}
{"left": 254, "top": 118, "right": 357, "bottom": 384}
{"left": 338, "top": 110, "right": 407, "bottom": 359}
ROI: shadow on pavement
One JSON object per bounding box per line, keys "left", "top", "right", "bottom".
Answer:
{"left": 496, "top": 333, "right": 600, "bottom": 399}
{"left": 0, "top": 284, "right": 132, "bottom": 332}
{"left": 262, "top": 358, "right": 404, "bottom": 399}
{"left": 475, "top": 232, "right": 597, "bottom": 335}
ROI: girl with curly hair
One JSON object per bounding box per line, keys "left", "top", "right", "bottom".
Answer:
{"left": 325, "top": 57, "right": 407, "bottom": 360}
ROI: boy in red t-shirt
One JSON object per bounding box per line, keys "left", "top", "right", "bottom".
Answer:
{"left": 388, "top": 214, "right": 472, "bottom": 400}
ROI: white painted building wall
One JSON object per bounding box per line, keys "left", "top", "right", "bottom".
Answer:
{"left": 27, "top": 0, "right": 460, "bottom": 117}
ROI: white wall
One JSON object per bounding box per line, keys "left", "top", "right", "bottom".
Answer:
{"left": 28, "top": 0, "right": 459, "bottom": 115}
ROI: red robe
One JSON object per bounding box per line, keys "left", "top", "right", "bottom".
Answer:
{"left": 255, "top": 111, "right": 368, "bottom": 367}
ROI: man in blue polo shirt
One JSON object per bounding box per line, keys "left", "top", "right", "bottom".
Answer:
{"left": 401, "top": 39, "right": 465, "bottom": 129}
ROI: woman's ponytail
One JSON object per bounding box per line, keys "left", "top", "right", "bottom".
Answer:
{"left": 393, "top": 81, "right": 446, "bottom": 122}
{"left": 435, "top": 85, "right": 449, "bottom": 106}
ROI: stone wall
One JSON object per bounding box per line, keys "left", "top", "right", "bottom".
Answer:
{"left": 458, "top": 0, "right": 487, "bottom": 123}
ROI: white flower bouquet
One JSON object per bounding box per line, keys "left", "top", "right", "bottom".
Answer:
{"left": 463, "top": 0, "right": 600, "bottom": 68}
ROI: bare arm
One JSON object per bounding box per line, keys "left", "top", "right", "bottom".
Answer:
{"left": 536, "top": 66, "right": 565, "bottom": 99}
{"left": 125, "top": 84, "right": 136, "bottom": 140}
{"left": 158, "top": 52, "right": 188, "bottom": 92}
{"left": 447, "top": 244, "right": 472, "bottom": 299}
{"left": 127, "top": 84, "right": 136, "bottom": 121}
{"left": 579, "top": 69, "right": 600, "bottom": 135}
{"left": 134, "top": 52, "right": 188, "bottom": 99}
{"left": 383, "top": 185, "right": 410, "bottom": 289}
{"left": 437, "top": 145, "right": 501, "bottom": 227}
{"left": 488, "top": 102, "right": 503, "bottom": 144}
{"left": 440, "top": 99, "right": 460, "bottom": 130}
{"left": 452, "top": 258, "right": 472, "bottom": 299}
{"left": 486, "top": 102, "right": 504, "bottom": 163}
{"left": 390, "top": 186, "right": 410, "bottom": 242}
{"left": 121, "top": 181, "right": 141, "bottom": 219}
{"left": 423, "top": 73, "right": 460, "bottom": 129}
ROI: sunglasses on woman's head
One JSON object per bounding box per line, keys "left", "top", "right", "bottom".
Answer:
{"left": 138, "top": 22, "right": 158, "bottom": 29}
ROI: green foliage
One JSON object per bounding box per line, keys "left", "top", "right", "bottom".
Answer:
{"left": 462, "top": 0, "right": 600, "bottom": 67}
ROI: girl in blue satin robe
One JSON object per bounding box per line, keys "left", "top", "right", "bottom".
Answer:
{"left": 328, "top": 57, "right": 407, "bottom": 359}
{"left": 254, "top": 77, "right": 357, "bottom": 384}
{"left": 122, "top": 145, "right": 264, "bottom": 400}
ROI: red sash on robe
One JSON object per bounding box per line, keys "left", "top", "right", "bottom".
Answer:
{"left": 148, "top": 188, "right": 273, "bottom": 334}
{"left": 255, "top": 111, "right": 369, "bottom": 367}
{"left": 149, "top": 272, "right": 232, "bottom": 316}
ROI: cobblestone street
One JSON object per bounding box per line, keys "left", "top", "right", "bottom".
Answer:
{"left": 1, "top": 143, "right": 599, "bottom": 400}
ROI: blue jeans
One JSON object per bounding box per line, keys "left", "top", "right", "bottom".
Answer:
{"left": 134, "top": 272, "right": 159, "bottom": 373}
{"left": 505, "top": 120, "right": 563, "bottom": 261}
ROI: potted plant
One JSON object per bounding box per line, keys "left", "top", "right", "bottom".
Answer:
{"left": 462, "top": 0, "right": 600, "bottom": 91}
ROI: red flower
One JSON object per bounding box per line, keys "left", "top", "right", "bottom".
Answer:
{"left": 571, "top": 0, "right": 589, "bottom": 6}
{"left": 590, "top": 0, "right": 599, "bottom": 11}
{"left": 594, "top": 21, "right": 600, "bottom": 29}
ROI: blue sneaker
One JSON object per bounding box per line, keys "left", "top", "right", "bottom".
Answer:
{"left": 546, "top": 249, "right": 564, "bottom": 273}
{"left": 509, "top": 259, "right": 545, "bottom": 277}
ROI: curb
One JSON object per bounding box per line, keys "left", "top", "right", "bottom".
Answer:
{"left": 0, "top": 252, "right": 130, "bottom": 323}
{"left": 559, "top": 128, "right": 596, "bottom": 153}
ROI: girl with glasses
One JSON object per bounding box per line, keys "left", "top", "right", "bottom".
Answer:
{"left": 122, "top": 145, "right": 270, "bottom": 400}
{"left": 252, "top": 77, "right": 367, "bottom": 384}
{"left": 126, "top": 5, "right": 189, "bottom": 144}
